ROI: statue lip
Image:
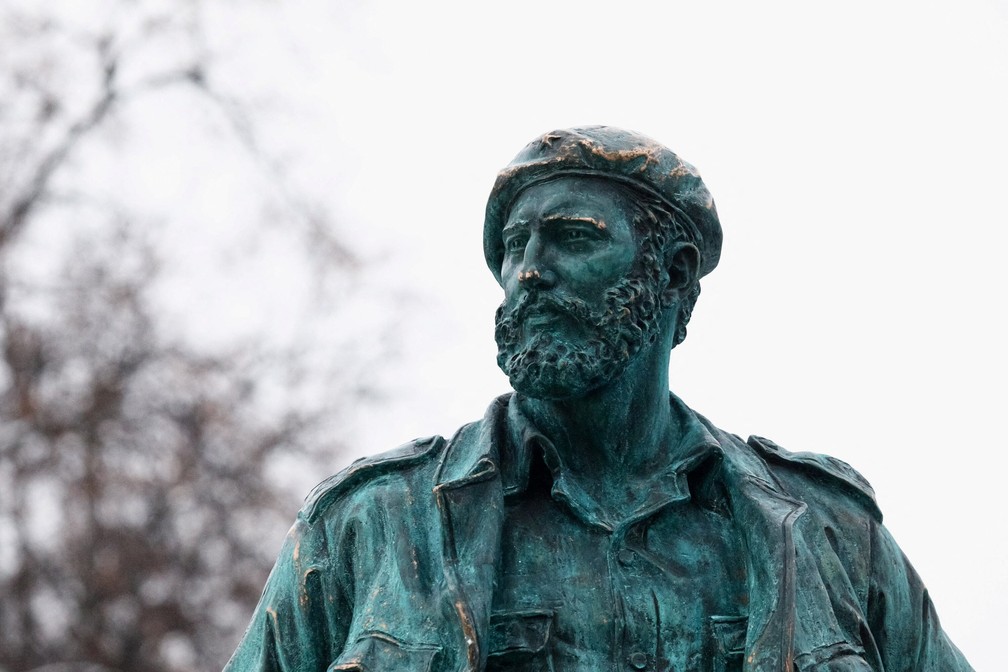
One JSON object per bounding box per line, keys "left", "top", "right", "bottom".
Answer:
{"left": 520, "top": 307, "right": 582, "bottom": 337}
{"left": 522, "top": 313, "right": 558, "bottom": 330}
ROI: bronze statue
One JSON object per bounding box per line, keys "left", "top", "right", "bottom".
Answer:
{"left": 224, "top": 127, "right": 973, "bottom": 671}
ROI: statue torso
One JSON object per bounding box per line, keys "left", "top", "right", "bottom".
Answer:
{"left": 490, "top": 437, "right": 749, "bottom": 671}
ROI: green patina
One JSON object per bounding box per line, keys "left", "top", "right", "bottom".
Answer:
{"left": 224, "top": 127, "right": 973, "bottom": 672}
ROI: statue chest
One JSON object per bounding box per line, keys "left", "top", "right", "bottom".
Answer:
{"left": 489, "top": 472, "right": 749, "bottom": 672}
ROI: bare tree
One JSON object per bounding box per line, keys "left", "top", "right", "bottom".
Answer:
{"left": 1, "top": 225, "right": 310, "bottom": 670}
{"left": 0, "top": 3, "right": 366, "bottom": 671}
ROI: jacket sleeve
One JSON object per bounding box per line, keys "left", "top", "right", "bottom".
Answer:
{"left": 223, "top": 515, "right": 351, "bottom": 672}
{"left": 867, "top": 521, "right": 974, "bottom": 672}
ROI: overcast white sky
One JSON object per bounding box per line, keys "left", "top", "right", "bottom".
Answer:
{"left": 18, "top": 0, "right": 1006, "bottom": 667}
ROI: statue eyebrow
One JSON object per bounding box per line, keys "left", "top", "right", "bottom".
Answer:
{"left": 501, "top": 220, "right": 529, "bottom": 236}
{"left": 542, "top": 214, "right": 607, "bottom": 230}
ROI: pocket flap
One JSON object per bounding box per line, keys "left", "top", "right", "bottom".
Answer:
{"left": 329, "top": 632, "right": 441, "bottom": 672}
{"left": 710, "top": 615, "right": 747, "bottom": 672}
{"left": 710, "top": 614, "right": 747, "bottom": 655}
{"left": 794, "top": 642, "right": 872, "bottom": 671}
{"left": 488, "top": 609, "right": 554, "bottom": 657}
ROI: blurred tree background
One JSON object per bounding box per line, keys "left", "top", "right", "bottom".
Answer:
{"left": 0, "top": 2, "right": 380, "bottom": 670}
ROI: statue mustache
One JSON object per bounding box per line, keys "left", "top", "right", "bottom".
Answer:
{"left": 498, "top": 290, "right": 597, "bottom": 328}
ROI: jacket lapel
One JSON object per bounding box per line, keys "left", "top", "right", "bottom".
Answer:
{"left": 714, "top": 428, "right": 854, "bottom": 672}
{"left": 725, "top": 461, "right": 805, "bottom": 672}
{"left": 434, "top": 396, "right": 509, "bottom": 672}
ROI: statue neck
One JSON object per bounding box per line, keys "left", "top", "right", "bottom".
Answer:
{"left": 514, "top": 338, "right": 678, "bottom": 512}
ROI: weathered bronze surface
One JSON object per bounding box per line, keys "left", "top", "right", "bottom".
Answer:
{"left": 224, "top": 127, "right": 974, "bottom": 671}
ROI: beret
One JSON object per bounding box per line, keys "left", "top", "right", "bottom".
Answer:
{"left": 484, "top": 126, "right": 722, "bottom": 284}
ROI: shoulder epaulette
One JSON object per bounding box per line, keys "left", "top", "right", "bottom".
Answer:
{"left": 300, "top": 435, "right": 445, "bottom": 524}
{"left": 747, "top": 435, "right": 882, "bottom": 521}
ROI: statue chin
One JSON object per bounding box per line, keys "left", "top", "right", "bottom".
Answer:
{"left": 507, "top": 363, "right": 600, "bottom": 401}
{"left": 498, "top": 332, "right": 629, "bottom": 401}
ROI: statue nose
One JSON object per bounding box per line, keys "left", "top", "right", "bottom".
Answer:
{"left": 517, "top": 268, "right": 557, "bottom": 289}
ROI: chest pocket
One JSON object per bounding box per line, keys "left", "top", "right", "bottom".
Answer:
{"left": 710, "top": 615, "right": 747, "bottom": 672}
{"left": 485, "top": 610, "right": 554, "bottom": 672}
{"left": 329, "top": 632, "right": 441, "bottom": 672}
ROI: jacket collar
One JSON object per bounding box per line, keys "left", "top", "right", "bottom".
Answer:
{"left": 499, "top": 392, "right": 722, "bottom": 531}
{"left": 499, "top": 391, "right": 721, "bottom": 497}
{"left": 436, "top": 394, "right": 510, "bottom": 488}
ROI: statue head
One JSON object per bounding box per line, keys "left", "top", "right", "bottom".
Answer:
{"left": 485, "top": 127, "right": 723, "bottom": 400}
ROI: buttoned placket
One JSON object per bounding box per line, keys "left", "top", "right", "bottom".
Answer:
{"left": 550, "top": 465, "right": 688, "bottom": 672}
{"left": 608, "top": 493, "right": 685, "bottom": 672}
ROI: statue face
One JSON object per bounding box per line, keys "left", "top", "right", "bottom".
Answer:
{"left": 494, "top": 176, "right": 664, "bottom": 399}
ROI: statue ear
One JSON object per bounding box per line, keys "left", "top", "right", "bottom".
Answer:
{"left": 664, "top": 241, "right": 701, "bottom": 299}
{"left": 665, "top": 241, "right": 697, "bottom": 292}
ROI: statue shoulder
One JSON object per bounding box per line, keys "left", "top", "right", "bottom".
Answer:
{"left": 746, "top": 434, "right": 883, "bottom": 522}
{"left": 299, "top": 435, "right": 447, "bottom": 525}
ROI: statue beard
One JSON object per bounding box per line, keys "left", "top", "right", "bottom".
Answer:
{"left": 494, "top": 269, "right": 663, "bottom": 400}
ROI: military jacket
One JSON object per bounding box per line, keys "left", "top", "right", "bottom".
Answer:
{"left": 223, "top": 394, "right": 973, "bottom": 672}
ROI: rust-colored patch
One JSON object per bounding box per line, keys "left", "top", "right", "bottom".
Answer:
{"left": 455, "top": 599, "right": 479, "bottom": 668}
{"left": 539, "top": 132, "right": 563, "bottom": 148}
{"left": 299, "top": 568, "right": 318, "bottom": 609}
{"left": 583, "top": 142, "right": 663, "bottom": 171}
{"left": 670, "top": 163, "right": 696, "bottom": 178}
{"left": 542, "top": 214, "right": 604, "bottom": 229}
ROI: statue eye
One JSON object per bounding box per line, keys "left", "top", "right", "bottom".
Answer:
{"left": 565, "top": 229, "right": 586, "bottom": 241}
{"left": 505, "top": 237, "right": 526, "bottom": 253}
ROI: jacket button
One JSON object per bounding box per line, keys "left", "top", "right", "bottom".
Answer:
{"left": 628, "top": 651, "right": 648, "bottom": 669}
{"left": 617, "top": 548, "right": 637, "bottom": 566}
